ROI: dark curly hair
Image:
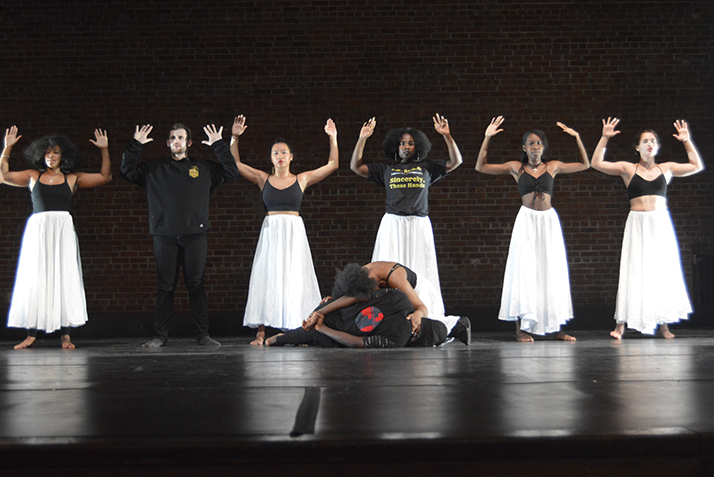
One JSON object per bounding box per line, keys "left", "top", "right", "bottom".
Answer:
{"left": 331, "top": 263, "right": 377, "bottom": 299}
{"left": 520, "top": 129, "right": 549, "bottom": 165}
{"left": 382, "top": 127, "right": 432, "bottom": 163}
{"left": 23, "top": 135, "right": 83, "bottom": 173}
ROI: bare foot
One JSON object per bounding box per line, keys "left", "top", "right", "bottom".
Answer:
{"left": 265, "top": 333, "right": 284, "bottom": 347}
{"left": 14, "top": 337, "right": 36, "bottom": 349}
{"left": 555, "top": 331, "right": 576, "bottom": 341}
{"left": 610, "top": 322, "right": 625, "bottom": 340}
{"left": 659, "top": 324, "right": 675, "bottom": 339}
{"left": 250, "top": 327, "right": 265, "bottom": 346}
{"left": 61, "top": 335, "right": 75, "bottom": 349}
{"left": 516, "top": 330, "right": 534, "bottom": 342}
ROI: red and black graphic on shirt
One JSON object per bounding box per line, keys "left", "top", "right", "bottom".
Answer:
{"left": 355, "top": 306, "right": 384, "bottom": 332}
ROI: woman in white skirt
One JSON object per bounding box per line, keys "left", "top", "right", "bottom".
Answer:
{"left": 230, "top": 116, "right": 338, "bottom": 345}
{"left": 475, "top": 116, "right": 590, "bottom": 342}
{"left": 350, "top": 115, "right": 463, "bottom": 313}
{"left": 2, "top": 126, "right": 112, "bottom": 349}
{"left": 592, "top": 118, "right": 704, "bottom": 339}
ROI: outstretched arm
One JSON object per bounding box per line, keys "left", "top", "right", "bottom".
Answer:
{"left": 1, "top": 125, "right": 35, "bottom": 187}
{"left": 664, "top": 119, "right": 705, "bottom": 177}
{"left": 550, "top": 122, "right": 590, "bottom": 175}
{"left": 298, "top": 118, "right": 339, "bottom": 190}
{"left": 74, "top": 129, "right": 112, "bottom": 190}
{"left": 433, "top": 113, "right": 463, "bottom": 172}
{"left": 350, "top": 117, "right": 375, "bottom": 178}
{"left": 591, "top": 117, "right": 630, "bottom": 178}
{"left": 315, "top": 320, "right": 366, "bottom": 348}
{"left": 475, "top": 116, "right": 519, "bottom": 176}
{"left": 229, "top": 115, "right": 269, "bottom": 187}
{"left": 302, "top": 295, "right": 358, "bottom": 331}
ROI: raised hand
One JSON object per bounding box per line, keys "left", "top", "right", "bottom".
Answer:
{"left": 433, "top": 113, "right": 450, "bottom": 136}
{"left": 601, "top": 117, "right": 621, "bottom": 139}
{"left": 134, "top": 124, "right": 154, "bottom": 144}
{"left": 324, "top": 118, "right": 337, "bottom": 139}
{"left": 484, "top": 116, "right": 504, "bottom": 138}
{"left": 556, "top": 122, "right": 580, "bottom": 138}
{"left": 89, "top": 129, "right": 109, "bottom": 149}
{"left": 4, "top": 125, "right": 22, "bottom": 149}
{"left": 202, "top": 124, "right": 224, "bottom": 146}
{"left": 232, "top": 115, "right": 247, "bottom": 137}
{"left": 672, "top": 119, "right": 691, "bottom": 142}
{"left": 359, "top": 117, "right": 376, "bottom": 140}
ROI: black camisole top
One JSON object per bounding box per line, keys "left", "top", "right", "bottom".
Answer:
{"left": 262, "top": 177, "right": 303, "bottom": 213}
{"left": 518, "top": 171, "right": 554, "bottom": 198}
{"left": 31, "top": 173, "right": 73, "bottom": 213}
{"left": 627, "top": 164, "right": 667, "bottom": 200}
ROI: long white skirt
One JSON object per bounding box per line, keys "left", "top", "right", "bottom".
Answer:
{"left": 243, "top": 215, "right": 321, "bottom": 330}
{"left": 413, "top": 271, "right": 459, "bottom": 332}
{"left": 498, "top": 207, "right": 573, "bottom": 335}
{"left": 614, "top": 209, "right": 691, "bottom": 334}
{"left": 7, "top": 211, "right": 88, "bottom": 332}
{"left": 372, "top": 213, "right": 444, "bottom": 310}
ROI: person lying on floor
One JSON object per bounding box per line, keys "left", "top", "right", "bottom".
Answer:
{"left": 265, "top": 263, "right": 451, "bottom": 348}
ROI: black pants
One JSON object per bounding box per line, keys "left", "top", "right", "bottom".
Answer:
{"left": 153, "top": 233, "right": 209, "bottom": 342}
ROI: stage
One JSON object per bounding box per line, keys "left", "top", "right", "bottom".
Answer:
{"left": 2, "top": 329, "right": 714, "bottom": 476}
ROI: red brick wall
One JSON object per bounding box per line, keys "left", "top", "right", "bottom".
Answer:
{"left": 1, "top": 1, "right": 712, "bottom": 323}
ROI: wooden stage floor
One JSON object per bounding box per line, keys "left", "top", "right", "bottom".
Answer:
{"left": 2, "top": 329, "right": 714, "bottom": 476}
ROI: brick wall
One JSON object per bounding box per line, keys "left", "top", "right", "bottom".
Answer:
{"left": 1, "top": 1, "right": 712, "bottom": 331}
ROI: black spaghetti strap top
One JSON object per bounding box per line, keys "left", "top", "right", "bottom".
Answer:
{"left": 385, "top": 263, "right": 418, "bottom": 289}
{"left": 518, "top": 171, "right": 554, "bottom": 198}
{"left": 31, "top": 172, "right": 73, "bottom": 213}
{"left": 627, "top": 164, "right": 667, "bottom": 200}
{"left": 262, "top": 177, "right": 303, "bottom": 213}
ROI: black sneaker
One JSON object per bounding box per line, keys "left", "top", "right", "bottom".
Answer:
{"left": 448, "top": 316, "right": 471, "bottom": 345}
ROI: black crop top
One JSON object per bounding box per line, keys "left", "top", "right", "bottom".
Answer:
{"left": 31, "top": 173, "right": 73, "bottom": 213}
{"left": 518, "top": 171, "right": 554, "bottom": 198}
{"left": 385, "top": 263, "right": 418, "bottom": 289}
{"left": 627, "top": 165, "right": 667, "bottom": 200}
{"left": 262, "top": 177, "right": 303, "bottom": 213}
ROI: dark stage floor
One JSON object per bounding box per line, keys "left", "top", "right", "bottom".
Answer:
{"left": 2, "top": 329, "right": 714, "bottom": 476}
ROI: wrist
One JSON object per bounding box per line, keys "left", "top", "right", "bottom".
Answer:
{"left": 683, "top": 137, "right": 689, "bottom": 142}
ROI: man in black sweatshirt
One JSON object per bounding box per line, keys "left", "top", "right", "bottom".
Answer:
{"left": 121, "top": 123, "right": 239, "bottom": 348}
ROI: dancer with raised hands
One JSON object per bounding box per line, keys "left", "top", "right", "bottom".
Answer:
{"left": 231, "top": 115, "right": 339, "bottom": 345}
{"left": 350, "top": 114, "right": 463, "bottom": 321}
{"left": 2, "top": 126, "right": 112, "bottom": 349}
{"left": 591, "top": 117, "right": 704, "bottom": 339}
{"left": 475, "top": 116, "right": 589, "bottom": 342}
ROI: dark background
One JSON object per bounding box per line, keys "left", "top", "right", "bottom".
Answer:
{"left": 1, "top": 0, "right": 712, "bottom": 339}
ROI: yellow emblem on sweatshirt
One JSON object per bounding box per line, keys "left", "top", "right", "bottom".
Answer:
{"left": 189, "top": 166, "right": 199, "bottom": 178}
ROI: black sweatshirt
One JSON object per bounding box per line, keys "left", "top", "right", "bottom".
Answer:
{"left": 121, "top": 139, "right": 239, "bottom": 236}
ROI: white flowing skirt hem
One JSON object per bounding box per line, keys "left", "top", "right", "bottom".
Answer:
{"left": 7, "top": 212, "right": 88, "bottom": 332}
{"left": 372, "top": 213, "right": 444, "bottom": 307}
{"left": 614, "top": 209, "right": 692, "bottom": 335}
{"left": 243, "top": 215, "right": 321, "bottom": 330}
{"left": 498, "top": 207, "right": 573, "bottom": 335}
{"left": 413, "top": 271, "right": 459, "bottom": 332}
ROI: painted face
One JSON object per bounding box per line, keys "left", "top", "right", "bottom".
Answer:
{"left": 522, "top": 133, "right": 545, "bottom": 162}
{"left": 167, "top": 128, "right": 191, "bottom": 157}
{"left": 44, "top": 145, "right": 62, "bottom": 170}
{"left": 636, "top": 132, "right": 659, "bottom": 158}
{"left": 271, "top": 143, "right": 293, "bottom": 168}
{"left": 398, "top": 133, "right": 416, "bottom": 161}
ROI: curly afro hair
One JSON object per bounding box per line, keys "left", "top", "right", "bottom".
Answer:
{"left": 331, "top": 263, "right": 378, "bottom": 299}
{"left": 23, "top": 135, "right": 83, "bottom": 173}
{"left": 382, "top": 127, "right": 432, "bottom": 163}
{"left": 520, "top": 129, "right": 549, "bottom": 165}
